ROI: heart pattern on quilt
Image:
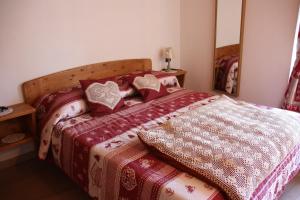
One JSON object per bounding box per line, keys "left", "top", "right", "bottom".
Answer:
{"left": 133, "top": 74, "right": 161, "bottom": 92}
{"left": 85, "top": 81, "right": 122, "bottom": 110}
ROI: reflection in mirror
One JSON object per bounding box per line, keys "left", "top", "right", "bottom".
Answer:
{"left": 213, "top": 0, "right": 245, "bottom": 96}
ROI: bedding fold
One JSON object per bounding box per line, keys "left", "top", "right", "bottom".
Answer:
{"left": 138, "top": 95, "right": 300, "bottom": 200}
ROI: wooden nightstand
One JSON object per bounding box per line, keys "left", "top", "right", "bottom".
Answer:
{"left": 161, "top": 69, "right": 187, "bottom": 87}
{"left": 0, "top": 103, "right": 36, "bottom": 151}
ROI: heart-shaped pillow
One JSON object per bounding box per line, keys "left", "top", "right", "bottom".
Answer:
{"left": 80, "top": 79, "right": 125, "bottom": 116}
{"left": 133, "top": 74, "right": 161, "bottom": 92}
{"left": 132, "top": 74, "right": 168, "bottom": 102}
{"left": 86, "top": 81, "right": 122, "bottom": 110}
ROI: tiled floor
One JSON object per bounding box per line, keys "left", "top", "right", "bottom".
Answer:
{"left": 0, "top": 159, "right": 299, "bottom": 200}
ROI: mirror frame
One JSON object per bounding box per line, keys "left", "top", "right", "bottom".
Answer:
{"left": 212, "top": 0, "right": 246, "bottom": 97}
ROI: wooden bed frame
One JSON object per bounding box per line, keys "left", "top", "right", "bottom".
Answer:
{"left": 22, "top": 59, "right": 152, "bottom": 105}
{"left": 215, "top": 44, "right": 240, "bottom": 61}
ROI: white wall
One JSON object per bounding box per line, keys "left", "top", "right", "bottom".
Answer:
{"left": 181, "top": 0, "right": 299, "bottom": 107}
{"left": 216, "top": 0, "right": 242, "bottom": 48}
{"left": 3, "top": 0, "right": 297, "bottom": 108}
{"left": 0, "top": 0, "right": 180, "bottom": 105}
{"left": 180, "top": 0, "right": 215, "bottom": 91}
{"left": 240, "top": 0, "right": 299, "bottom": 107}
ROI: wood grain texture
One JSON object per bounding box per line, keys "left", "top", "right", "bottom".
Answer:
{"left": 0, "top": 136, "right": 33, "bottom": 152}
{"left": 22, "top": 59, "right": 152, "bottom": 104}
{"left": 0, "top": 158, "right": 298, "bottom": 200}
{"left": 0, "top": 151, "right": 35, "bottom": 170}
{"left": 172, "top": 69, "right": 186, "bottom": 87}
{"left": 215, "top": 44, "right": 240, "bottom": 61}
{"left": 0, "top": 103, "right": 35, "bottom": 122}
{"left": 0, "top": 159, "right": 90, "bottom": 200}
{"left": 0, "top": 103, "right": 36, "bottom": 151}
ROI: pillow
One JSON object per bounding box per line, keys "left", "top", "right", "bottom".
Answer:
{"left": 159, "top": 76, "right": 179, "bottom": 87}
{"left": 80, "top": 79, "right": 125, "bottom": 116}
{"left": 155, "top": 73, "right": 180, "bottom": 87}
{"left": 120, "top": 86, "right": 136, "bottom": 98}
{"left": 130, "top": 70, "right": 180, "bottom": 87}
{"left": 132, "top": 74, "right": 168, "bottom": 102}
{"left": 113, "top": 74, "right": 137, "bottom": 98}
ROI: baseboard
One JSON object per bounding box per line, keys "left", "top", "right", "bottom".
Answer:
{"left": 0, "top": 150, "right": 36, "bottom": 170}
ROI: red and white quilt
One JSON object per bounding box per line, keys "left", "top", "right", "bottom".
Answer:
{"left": 38, "top": 89, "right": 300, "bottom": 200}
{"left": 139, "top": 95, "right": 300, "bottom": 200}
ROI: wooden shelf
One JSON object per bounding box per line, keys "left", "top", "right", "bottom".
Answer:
{"left": 0, "top": 134, "right": 33, "bottom": 151}
{"left": 161, "top": 69, "right": 186, "bottom": 75}
{"left": 0, "top": 103, "right": 35, "bottom": 122}
{"left": 0, "top": 103, "right": 36, "bottom": 154}
{"left": 160, "top": 69, "right": 187, "bottom": 87}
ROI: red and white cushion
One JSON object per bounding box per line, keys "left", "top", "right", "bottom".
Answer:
{"left": 151, "top": 71, "right": 180, "bottom": 87}
{"left": 133, "top": 74, "right": 161, "bottom": 92}
{"left": 158, "top": 76, "right": 180, "bottom": 87}
{"left": 120, "top": 87, "right": 135, "bottom": 98}
{"left": 132, "top": 74, "right": 168, "bottom": 101}
{"left": 80, "top": 79, "right": 124, "bottom": 116}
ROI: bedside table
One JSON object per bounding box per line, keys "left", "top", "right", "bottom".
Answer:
{"left": 0, "top": 103, "right": 36, "bottom": 151}
{"left": 161, "top": 69, "right": 187, "bottom": 87}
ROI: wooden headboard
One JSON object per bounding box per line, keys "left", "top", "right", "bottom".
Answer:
{"left": 22, "top": 58, "right": 152, "bottom": 105}
{"left": 215, "top": 44, "right": 240, "bottom": 60}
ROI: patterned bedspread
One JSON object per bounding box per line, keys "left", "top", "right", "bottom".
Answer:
{"left": 47, "top": 89, "right": 223, "bottom": 200}
{"left": 41, "top": 89, "right": 300, "bottom": 200}
{"left": 139, "top": 95, "right": 300, "bottom": 200}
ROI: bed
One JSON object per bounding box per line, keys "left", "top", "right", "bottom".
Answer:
{"left": 22, "top": 59, "right": 300, "bottom": 200}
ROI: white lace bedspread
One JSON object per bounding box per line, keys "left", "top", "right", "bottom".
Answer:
{"left": 139, "top": 95, "right": 300, "bottom": 200}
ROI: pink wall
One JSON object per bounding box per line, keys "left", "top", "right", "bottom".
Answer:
{"left": 240, "top": 0, "right": 299, "bottom": 107}
{"left": 1, "top": 0, "right": 299, "bottom": 107}
{"left": 181, "top": 0, "right": 299, "bottom": 107}
{"left": 180, "top": 0, "right": 215, "bottom": 93}
{"left": 0, "top": 0, "right": 180, "bottom": 105}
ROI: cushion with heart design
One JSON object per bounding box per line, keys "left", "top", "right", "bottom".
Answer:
{"left": 80, "top": 79, "right": 125, "bottom": 116}
{"left": 132, "top": 74, "right": 168, "bottom": 102}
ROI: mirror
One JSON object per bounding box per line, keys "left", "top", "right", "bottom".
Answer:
{"left": 213, "top": 0, "right": 245, "bottom": 96}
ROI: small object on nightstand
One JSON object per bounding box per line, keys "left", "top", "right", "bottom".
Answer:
{"left": 0, "top": 103, "right": 36, "bottom": 151}
{"left": 161, "top": 69, "right": 187, "bottom": 87}
{"left": 0, "top": 106, "right": 13, "bottom": 116}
